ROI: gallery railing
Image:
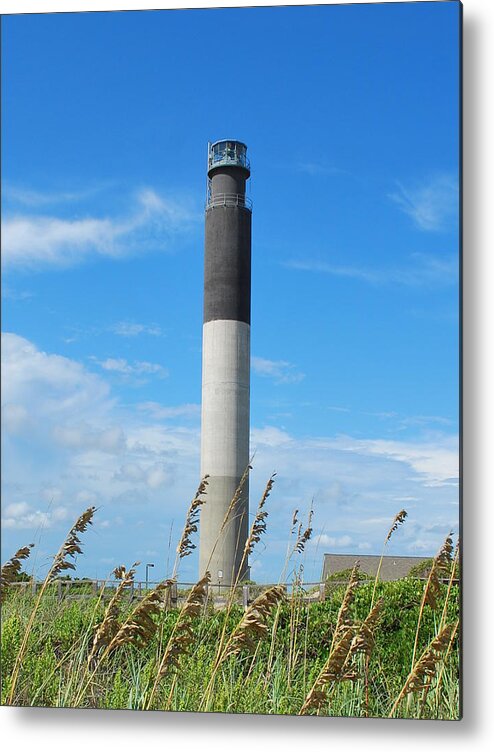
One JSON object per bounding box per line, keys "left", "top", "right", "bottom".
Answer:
{"left": 206, "top": 192, "right": 252, "bottom": 210}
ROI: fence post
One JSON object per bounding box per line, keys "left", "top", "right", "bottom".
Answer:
{"left": 242, "top": 585, "right": 249, "bottom": 610}
{"left": 57, "top": 580, "right": 62, "bottom": 603}
{"left": 92, "top": 580, "right": 98, "bottom": 596}
{"left": 319, "top": 583, "right": 326, "bottom": 602}
{"left": 31, "top": 579, "right": 37, "bottom": 596}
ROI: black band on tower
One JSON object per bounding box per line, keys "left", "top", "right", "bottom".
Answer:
{"left": 204, "top": 206, "right": 251, "bottom": 325}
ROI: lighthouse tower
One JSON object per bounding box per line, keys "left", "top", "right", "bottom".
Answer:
{"left": 199, "top": 140, "right": 252, "bottom": 586}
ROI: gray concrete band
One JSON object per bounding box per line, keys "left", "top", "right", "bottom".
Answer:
{"left": 198, "top": 474, "right": 249, "bottom": 585}
{"left": 199, "top": 318, "right": 250, "bottom": 585}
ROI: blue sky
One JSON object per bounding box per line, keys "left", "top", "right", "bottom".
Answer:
{"left": 1, "top": 2, "right": 460, "bottom": 584}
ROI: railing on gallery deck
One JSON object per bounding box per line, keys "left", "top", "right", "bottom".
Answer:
{"left": 206, "top": 192, "right": 252, "bottom": 211}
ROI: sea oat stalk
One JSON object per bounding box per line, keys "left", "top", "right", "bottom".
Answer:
{"left": 107, "top": 577, "right": 175, "bottom": 650}
{"left": 389, "top": 622, "right": 455, "bottom": 717}
{"left": 146, "top": 572, "right": 210, "bottom": 709}
{"left": 6, "top": 506, "right": 96, "bottom": 705}
{"left": 1, "top": 544, "right": 34, "bottom": 603}
{"left": 173, "top": 475, "right": 209, "bottom": 577}
{"left": 410, "top": 533, "right": 454, "bottom": 670}
{"left": 330, "top": 562, "right": 360, "bottom": 652}
{"left": 370, "top": 509, "right": 407, "bottom": 608}
{"left": 299, "top": 627, "right": 355, "bottom": 714}
{"left": 201, "top": 584, "right": 285, "bottom": 711}
{"left": 87, "top": 563, "right": 139, "bottom": 664}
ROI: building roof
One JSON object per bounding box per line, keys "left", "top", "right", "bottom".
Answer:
{"left": 322, "top": 553, "right": 431, "bottom": 582}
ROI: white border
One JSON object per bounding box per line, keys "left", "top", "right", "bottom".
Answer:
{"left": 1, "top": 0, "right": 493, "bottom": 749}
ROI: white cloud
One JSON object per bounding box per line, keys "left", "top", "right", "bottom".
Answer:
{"left": 389, "top": 173, "right": 459, "bottom": 231}
{"left": 137, "top": 402, "right": 200, "bottom": 420}
{"left": 3, "top": 215, "right": 122, "bottom": 266}
{"left": 53, "top": 424, "right": 126, "bottom": 454}
{"left": 252, "top": 356, "right": 304, "bottom": 384}
{"left": 292, "top": 434, "right": 458, "bottom": 489}
{"left": 76, "top": 490, "right": 99, "bottom": 505}
{"left": 398, "top": 414, "right": 454, "bottom": 429}
{"left": 2, "top": 332, "right": 111, "bottom": 420}
{"left": 114, "top": 461, "right": 171, "bottom": 489}
{"left": 40, "top": 486, "right": 64, "bottom": 504}
{"left": 311, "top": 533, "right": 353, "bottom": 549}
{"left": 313, "top": 480, "right": 355, "bottom": 507}
{"left": 247, "top": 424, "right": 459, "bottom": 571}
{"left": 1, "top": 502, "right": 68, "bottom": 530}
{"left": 3, "top": 183, "right": 108, "bottom": 207}
{"left": 251, "top": 426, "right": 293, "bottom": 448}
{"left": 1, "top": 187, "right": 198, "bottom": 269}
{"left": 2, "top": 333, "right": 200, "bottom": 543}
{"left": 348, "top": 436, "right": 459, "bottom": 487}
{"left": 146, "top": 464, "right": 170, "bottom": 489}
{"left": 2, "top": 403, "right": 31, "bottom": 435}
{"left": 1, "top": 334, "right": 459, "bottom": 577}
{"left": 4, "top": 502, "right": 31, "bottom": 518}
{"left": 1, "top": 287, "right": 34, "bottom": 301}
{"left": 95, "top": 357, "right": 168, "bottom": 379}
{"left": 286, "top": 252, "right": 457, "bottom": 288}
{"left": 110, "top": 321, "right": 162, "bottom": 337}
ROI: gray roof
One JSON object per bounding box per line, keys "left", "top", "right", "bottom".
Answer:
{"left": 322, "top": 553, "right": 431, "bottom": 582}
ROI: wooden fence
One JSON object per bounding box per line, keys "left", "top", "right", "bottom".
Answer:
{"left": 7, "top": 579, "right": 330, "bottom": 608}
{"left": 6, "top": 577, "right": 458, "bottom": 610}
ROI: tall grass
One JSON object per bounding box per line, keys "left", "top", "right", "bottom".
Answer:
{"left": 0, "top": 480, "right": 460, "bottom": 718}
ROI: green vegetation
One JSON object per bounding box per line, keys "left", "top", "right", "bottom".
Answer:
{"left": 1, "top": 485, "right": 460, "bottom": 718}
{"left": 0, "top": 578, "right": 459, "bottom": 717}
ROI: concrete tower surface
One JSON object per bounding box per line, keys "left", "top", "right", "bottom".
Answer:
{"left": 199, "top": 140, "right": 252, "bottom": 586}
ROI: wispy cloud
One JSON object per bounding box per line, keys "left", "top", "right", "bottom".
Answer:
{"left": 252, "top": 356, "right": 305, "bottom": 384}
{"left": 286, "top": 252, "right": 457, "bottom": 288}
{"left": 110, "top": 321, "right": 163, "bottom": 337}
{"left": 3, "top": 183, "right": 108, "bottom": 208}
{"left": 93, "top": 357, "right": 169, "bottom": 379}
{"left": 53, "top": 424, "right": 126, "bottom": 453}
{"left": 2, "top": 502, "right": 68, "bottom": 530}
{"left": 1, "top": 187, "right": 198, "bottom": 269}
{"left": 335, "top": 435, "right": 459, "bottom": 488}
{"left": 1, "top": 331, "right": 199, "bottom": 531}
{"left": 251, "top": 426, "right": 293, "bottom": 448}
{"left": 113, "top": 461, "right": 172, "bottom": 489}
{"left": 137, "top": 402, "right": 200, "bottom": 420}
{"left": 364, "top": 411, "right": 454, "bottom": 430}
{"left": 2, "top": 334, "right": 459, "bottom": 577}
{"left": 397, "top": 415, "right": 454, "bottom": 429}
{"left": 310, "top": 533, "right": 353, "bottom": 549}
{"left": 2, "top": 332, "right": 111, "bottom": 420}
{"left": 1, "top": 286, "right": 34, "bottom": 301}
{"left": 296, "top": 162, "right": 350, "bottom": 177}
{"left": 389, "top": 173, "right": 459, "bottom": 231}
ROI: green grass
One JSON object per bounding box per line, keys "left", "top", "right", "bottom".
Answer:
{"left": 1, "top": 496, "right": 460, "bottom": 717}
{"left": 1, "top": 578, "right": 460, "bottom": 717}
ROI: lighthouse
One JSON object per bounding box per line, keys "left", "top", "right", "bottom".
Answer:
{"left": 199, "top": 140, "right": 252, "bottom": 586}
